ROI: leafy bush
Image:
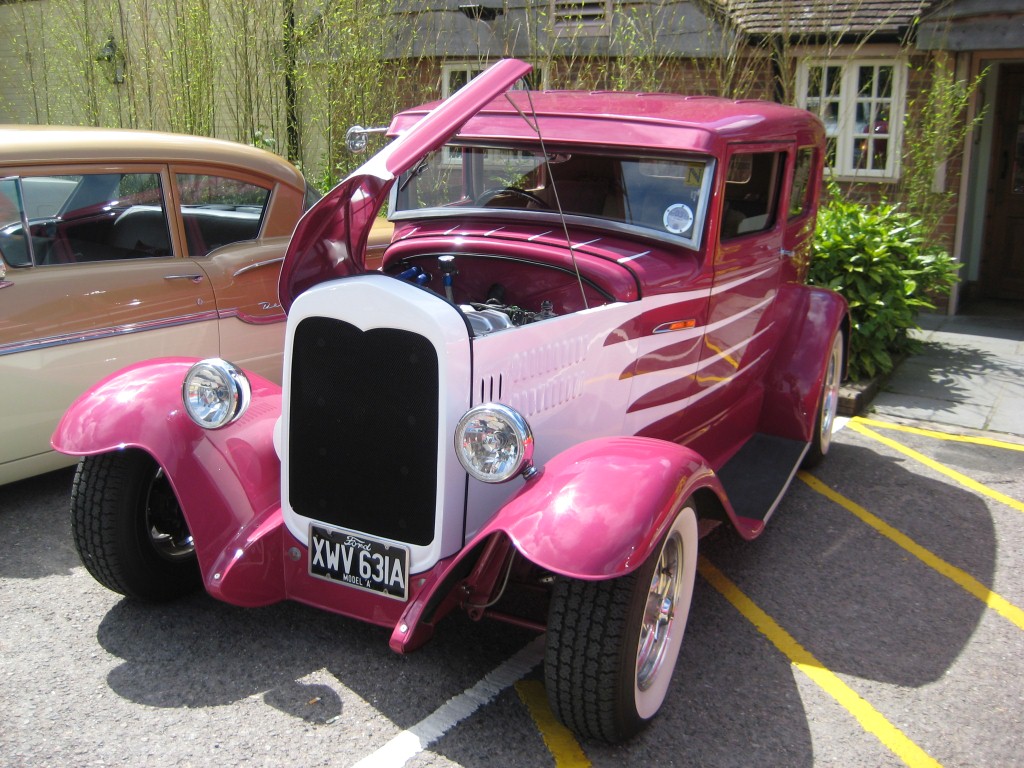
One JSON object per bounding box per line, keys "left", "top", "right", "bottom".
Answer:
{"left": 808, "top": 187, "right": 960, "bottom": 380}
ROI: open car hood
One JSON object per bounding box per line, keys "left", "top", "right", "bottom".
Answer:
{"left": 279, "top": 58, "right": 533, "bottom": 311}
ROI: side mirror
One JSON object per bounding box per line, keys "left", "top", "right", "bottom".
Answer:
{"left": 345, "top": 125, "right": 387, "bottom": 154}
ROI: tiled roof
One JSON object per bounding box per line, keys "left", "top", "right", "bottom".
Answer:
{"left": 712, "top": 0, "right": 935, "bottom": 36}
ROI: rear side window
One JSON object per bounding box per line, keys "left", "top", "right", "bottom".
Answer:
{"left": 721, "top": 151, "right": 786, "bottom": 240}
{"left": 176, "top": 174, "right": 270, "bottom": 257}
{"left": 788, "top": 147, "right": 816, "bottom": 220}
{"left": 0, "top": 172, "right": 171, "bottom": 266}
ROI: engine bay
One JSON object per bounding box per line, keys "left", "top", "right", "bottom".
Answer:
{"left": 385, "top": 252, "right": 613, "bottom": 336}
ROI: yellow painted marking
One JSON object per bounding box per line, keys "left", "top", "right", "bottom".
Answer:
{"left": 515, "top": 680, "right": 591, "bottom": 767}
{"left": 854, "top": 417, "right": 1024, "bottom": 452}
{"left": 698, "top": 557, "right": 941, "bottom": 767}
{"left": 799, "top": 472, "right": 1024, "bottom": 632}
{"left": 846, "top": 420, "right": 1024, "bottom": 514}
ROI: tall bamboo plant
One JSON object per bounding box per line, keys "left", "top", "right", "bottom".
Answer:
{"left": 294, "top": 0, "right": 425, "bottom": 186}
{"left": 896, "top": 53, "right": 986, "bottom": 246}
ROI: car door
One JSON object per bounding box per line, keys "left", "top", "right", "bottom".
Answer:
{"left": 0, "top": 167, "right": 218, "bottom": 483}
{"left": 167, "top": 167, "right": 289, "bottom": 383}
{"left": 690, "top": 145, "right": 789, "bottom": 456}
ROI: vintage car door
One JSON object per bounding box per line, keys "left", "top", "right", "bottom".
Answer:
{"left": 166, "top": 166, "right": 289, "bottom": 382}
{"left": 0, "top": 167, "right": 219, "bottom": 482}
{"left": 694, "top": 144, "right": 791, "bottom": 451}
{"left": 779, "top": 145, "right": 821, "bottom": 284}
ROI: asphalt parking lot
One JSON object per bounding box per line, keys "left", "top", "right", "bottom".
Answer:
{"left": 2, "top": 411, "right": 1022, "bottom": 768}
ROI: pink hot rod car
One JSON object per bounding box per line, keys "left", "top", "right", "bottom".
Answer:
{"left": 54, "top": 59, "right": 847, "bottom": 742}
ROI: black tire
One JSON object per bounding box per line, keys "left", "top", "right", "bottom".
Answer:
{"left": 70, "top": 450, "right": 201, "bottom": 601}
{"left": 803, "top": 331, "right": 844, "bottom": 468}
{"left": 544, "top": 503, "right": 698, "bottom": 743}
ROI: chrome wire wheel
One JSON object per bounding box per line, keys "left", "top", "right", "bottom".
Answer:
{"left": 632, "top": 505, "right": 698, "bottom": 720}
{"left": 804, "top": 331, "right": 844, "bottom": 468}
{"left": 818, "top": 333, "right": 843, "bottom": 455}
{"left": 636, "top": 530, "right": 684, "bottom": 692}
{"left": 144, "top": 467, "right": 195, "bottom": 561}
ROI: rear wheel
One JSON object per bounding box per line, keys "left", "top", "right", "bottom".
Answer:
{"left": 544, "top": 502, "right": 698, "bottom": 743}
{"left": 803, "top": 331, "right": 844, "bottom": 468}
{"left": 70, "top": 450, "right": 201, "bottom": 601}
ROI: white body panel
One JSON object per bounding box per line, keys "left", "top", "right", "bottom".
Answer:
{"left": 280, "top": 275, "right": 473, "bottom": 572}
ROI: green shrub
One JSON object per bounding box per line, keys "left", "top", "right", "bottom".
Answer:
{"left": 808, "top": 186, "right": 960, "bottom": 380}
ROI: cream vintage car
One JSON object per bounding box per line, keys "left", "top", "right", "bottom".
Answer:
{"left": 0, "top": 126, "right": 322, "bottom": 485}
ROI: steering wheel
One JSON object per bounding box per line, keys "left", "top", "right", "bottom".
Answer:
{"left": 475, "top": 187, "right": 549, "bottom": 209}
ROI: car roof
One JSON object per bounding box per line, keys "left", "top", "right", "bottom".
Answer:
{"left": 390, "top": 91, "right": 824, "bottom": 155}
{"left": 0, "top": 125, "right": 306, "bottom": 189}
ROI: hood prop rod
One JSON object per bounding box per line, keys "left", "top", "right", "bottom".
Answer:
{"left": 505, "top": 88, "right": 589, "bottom": 311}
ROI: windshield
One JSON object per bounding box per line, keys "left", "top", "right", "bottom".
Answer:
{"left": 391, "top": 144, "right": 714, "bottom": 250}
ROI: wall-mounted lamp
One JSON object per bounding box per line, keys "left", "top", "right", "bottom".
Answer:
{"left": 95, "top": 36, "right": 126, "bottom": 85}
{"left": 458, "top": 3, "right": 503, "bottom": 22}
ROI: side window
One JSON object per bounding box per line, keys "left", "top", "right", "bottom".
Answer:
{"left": 721, "top": 152, "right": 785, "bottom": 241}
{"left": 7, "top": 172, "right": 170, "bottom": 265}
{"left": 176, "top": 174, "right": 270, "bottom": 257}
{"left": 304, "top": 184, "right": 322, "bottom": 211}
{"left": 788, "top": 147, "right": 816, "bottom": 220}
{"left": 0, "top": 177, "right": 30, "bottom": 267}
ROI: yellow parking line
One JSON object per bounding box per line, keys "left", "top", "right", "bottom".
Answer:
{"left": 698, "top": 556, "right": 941, "bottom": 768}
{"left": 846, "top": 420, "right": 1024, "bottom": 514}
{"left": 515, "top": 680, "right": 592, "bottom": 767}
{"left": 798, "top": 472, "right": 1024, "bottom": 632}
{"left": 854, "top": 417, "right": 1024, "bottom": 452}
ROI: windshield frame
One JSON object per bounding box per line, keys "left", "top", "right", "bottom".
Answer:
{"left": 388, "top": 141, "right": 717, "bottom": 252}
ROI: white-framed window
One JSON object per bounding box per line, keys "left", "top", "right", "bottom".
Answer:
{"left": 440, "top": 63, "right": 546, "bottom": 164}
{"left": 796, "top": 58, "right": 905, "bottom": 180}
{"left": 442, "top": 63, "right": 487, "bottom": 98}
{"left": 441, "top": 62, "right": 545, "bottom": 99}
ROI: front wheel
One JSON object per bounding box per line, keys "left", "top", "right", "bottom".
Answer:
{"left": 70, "top": 450, "right": 201, "bottom": 601}
{"left": 544, "top": 502, "right": 699, "bottom": 743}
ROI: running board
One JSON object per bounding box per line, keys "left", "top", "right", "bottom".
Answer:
{"left": 716, "top": 433, "right": 809, "bottom": 524}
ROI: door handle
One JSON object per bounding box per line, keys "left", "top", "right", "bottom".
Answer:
{"left": 164, "top": 273, "right": 205, "bottom": 284}
{"left": 780, "top": 249, "right": 795, "bottom": 259}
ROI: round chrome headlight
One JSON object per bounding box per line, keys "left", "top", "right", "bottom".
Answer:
{"left": 182, "top": 358, "right": 251, "bottom": 429}
{"left": 455, "top": 403, "right": 534, "bottom": 483}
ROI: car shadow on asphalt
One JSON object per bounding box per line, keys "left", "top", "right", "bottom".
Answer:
{"left": 700, "top": 439, "right": 993, "bottom": 688}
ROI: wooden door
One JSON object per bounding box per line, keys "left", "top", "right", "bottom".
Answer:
{"left": 982, "top": 64, "right": 1024, "bottom": 300}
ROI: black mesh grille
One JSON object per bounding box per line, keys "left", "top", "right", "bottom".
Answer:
{"left": 289, "top": 316, "right": 439, "bottom": 546}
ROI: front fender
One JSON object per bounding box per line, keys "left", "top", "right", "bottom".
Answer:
{"left": 482, "top": 436, "right": 725, "bottom": 579}
{"left": 52, "top": 358, "right": 285, "bottom": 606}
{"left": 390, "top": 436, "right": 729, "bottom": 653}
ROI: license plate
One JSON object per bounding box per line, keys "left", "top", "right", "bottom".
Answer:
{"left": 309, "top": 524, "right": 409, "bottom": 601}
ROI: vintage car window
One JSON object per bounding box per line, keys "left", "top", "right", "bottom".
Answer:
{"left": 6, "top": 172, "right": 171, "bottom": 265}
{"left": 304, "top": 184, "right": 322, "bottom": 211}
{"left": 392, "top": 144, "right": 713, "bottom": 250}
{"left": 788, "top": 147, "right": 816, "bottom": 220}
{"left": 721, "top": 151, "right": 786, "bottom": 241}
{"left": 0, "top": 176, "right": 31, "bottom": 267}
{"left": 176, "top": 174, "right": 270, "bottom": 257}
